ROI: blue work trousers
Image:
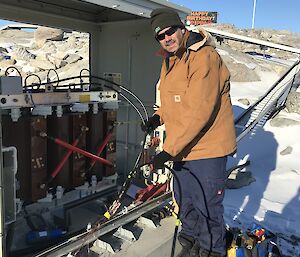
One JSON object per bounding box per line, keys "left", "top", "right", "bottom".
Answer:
{"left": 173, "top": 157, "right": 227, "bottom": 256}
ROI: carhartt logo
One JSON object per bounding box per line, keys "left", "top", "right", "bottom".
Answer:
{"left": 174, "top": 95, "right": 181, "bottom": 102}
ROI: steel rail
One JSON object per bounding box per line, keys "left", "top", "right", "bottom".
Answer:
{"left": 235, "top": 60, "right": 300, "bottom": 142}
{"left": 235, "top": 60, "right": 300, "bottom": 124}
{"left": 203, "top": 27, "right": 300, "bottom": 54}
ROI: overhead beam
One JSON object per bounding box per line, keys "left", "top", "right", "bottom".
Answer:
{"left": 84, "top": 0, "right": 190, "bottom": 20}
{"left": 0, "top": 1, "right": 98, "bottom": 32}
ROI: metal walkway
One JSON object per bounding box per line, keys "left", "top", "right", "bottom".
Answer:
{"left": 234, "top": 60, "right": 300, "bottom": 142}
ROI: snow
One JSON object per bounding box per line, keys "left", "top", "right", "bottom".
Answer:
{"left": 225, "top": 73, "right": 300, "bottom": 256}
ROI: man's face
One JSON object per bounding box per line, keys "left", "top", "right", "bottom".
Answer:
{"left": 156, "top": 26, "right": 185, "bottom": 53}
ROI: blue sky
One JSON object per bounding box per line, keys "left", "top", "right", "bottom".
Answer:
{"left": 171, "top": 0, "right": 300, "bottom": 35}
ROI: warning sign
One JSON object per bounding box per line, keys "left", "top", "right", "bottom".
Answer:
{"left": 187, "top": 11, "right": 218, "bottom": 25}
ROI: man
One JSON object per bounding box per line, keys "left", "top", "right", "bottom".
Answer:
{"left": 142, "top": 8, "right": 237, "bottom": 257}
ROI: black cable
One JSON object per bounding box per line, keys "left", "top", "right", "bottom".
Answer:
{"left": 25, "top": 75, "right": 121, "bottom": 90}
{"left": 24, "top": 73, "right": 149, "bottom": 121}
{"left": 163, "top": 165, "right": 182, "bottom": 257}
{"left": 117, "top": 133, "right": 148, "bottom": 199}
{"left": 163, "top": 163, "right": 222, "bottom": 256}
{"left": 79, "top": 68, "right": 90, "bottom": 87}
{"left": 24, "top": 74, "right": 42, "bottom": 90}
{"left": 79, "top": 68, "right": 90, "bottom": 78}
{"left": 24, "top": 75, "right": 81, "bottom": 88}
{"left": 46, "top": 68, "right": 59, "bottom": 87}
{"left": 86, "top": 75, "right": 149, "bottom": 120}
{"left": 27, "top": 81, "right": 147, "bottom": 125}
{"left": 72, "top": 154, "right": 150, "bottom": 256}
{"left": 4, "top": 66, "right": 22, "bottom": 77}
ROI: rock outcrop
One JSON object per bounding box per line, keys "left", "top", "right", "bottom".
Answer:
{"left": 286, "top": 91, "right": 300, "bottom": 115}
{"left": 34, "top": 27, "right": 64, "bottom": 48}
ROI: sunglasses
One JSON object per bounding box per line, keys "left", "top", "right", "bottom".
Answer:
{"left": 156, "top": 27, "right": 178, "bottom": 41}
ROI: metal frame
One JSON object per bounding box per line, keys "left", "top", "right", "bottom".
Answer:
{"left": 0, "top": 90, "right": 118, "bottom": 109}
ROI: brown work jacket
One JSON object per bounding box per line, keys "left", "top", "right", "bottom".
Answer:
{"left": 155, "top": 28, "right": 236, "bottom": 160}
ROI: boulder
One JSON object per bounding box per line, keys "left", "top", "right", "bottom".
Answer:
{"left": 29, "top": 59, "right": 55, "bottom": 71}
{"left": 35, "top": 53, "right": 50, "bottom": 61}
{"left": 48, "top": 55, "right": 67, "bottom": 69}
{"left": 53, "top": 51, "right": 68, "bottom": 60}
{"left": 11, "top": 45, "right": 36, "bottom": 61}
{"left": 0, "top": 47, "right": 8, "bottom": 54}
{"left": 238, "top": 98, "right": 251, "bottom": 106}
{"left": 34, "top": 27, "right": 64, "bottom": 48}
{"left": 286, "top": 91, "right": 300, "bottom": 115}
{"left": 270, "top": 117, "right": 300, "bottom": 127}
{"left": 0, "top": 58, "right": 17, "bottom": 69}
{"left": 40, "top": 41, "right": 57, "bottom": 54}
{"left": 63, "top": 53, "right": 82, "bottom": 64}
{"left": 22, "top": 65, "right": 40, "bottom": 74}
{"left": 280, "top": 146, "right": 293, "bottom": 155}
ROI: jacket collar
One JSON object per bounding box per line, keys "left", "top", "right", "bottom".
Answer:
{"left": 156, "top": 27, "right": 216, "bottom": 59}
{"left": 187, "top": 27, "right": 216, "bottom": 51}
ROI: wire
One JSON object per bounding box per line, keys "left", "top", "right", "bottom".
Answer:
{"left": 163, "top": 163, "right": 222, "bottom": 256}
{"left": 46, "top": 69, "right": 59, "bottom": 87}
{"left": 71, "top": 131, "right": 149, "bottom": 256}
{"left": 120, "top": 93, "right": 145, "bottom": 126}
{"left": 120, "top": 86, "right": 149, "bottom": 121}
{"left": 25, "top": 80, "right": 146, "bottom": 127}
{"left": 163, "top": 165, "right": 182, "bottom": 257}
{"left": 79, "top": 69, "right": 90, "bottom": 81}
{"left": 79, "top": 68, "right": 90, "bottom": 90}
{"left": 26, "top": 74, "right": 149, "bottom": 121}
{"left": 4, "top": 66, "right": 22, "bottom": 77}
{"left": 24, "top": 74, "right": 42, "bottom": 90}
{"left": 90, "top": 75, "right": 149, "bottom": 121}
{"left": 29, "top": 75, "right": 118, "bottom": 90}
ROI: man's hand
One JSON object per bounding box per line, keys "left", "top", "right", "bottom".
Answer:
{"left": 151, "top": 151, "right": 172, "bottom": 170}
{"left": 141, "top": 114, "right": 160, "bottom": 134}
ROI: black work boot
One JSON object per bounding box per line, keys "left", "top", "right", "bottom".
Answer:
{"left": 177, "top": 234, "right": 194, "bottom": 257}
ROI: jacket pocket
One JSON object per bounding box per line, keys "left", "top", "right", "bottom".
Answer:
{"left": 166, "top": 89, "right": 186, "bottom": 104}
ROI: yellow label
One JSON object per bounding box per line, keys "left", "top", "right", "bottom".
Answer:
{"left": 79, "top": 94, "right": 90, "bottom": 102}
{"left": 104, "top": 211, "right": 111, "bottom": 220}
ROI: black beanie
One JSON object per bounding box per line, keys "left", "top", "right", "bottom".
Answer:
{"left": 150, "top": 8, "right": 184, "bottom": 35}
